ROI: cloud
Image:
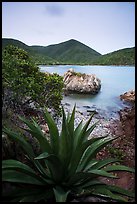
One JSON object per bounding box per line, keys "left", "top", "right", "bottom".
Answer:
{"left": 45, "top": 3, "right": 64, "bottom": 16}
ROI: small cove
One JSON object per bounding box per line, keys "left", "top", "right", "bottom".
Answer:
{"left": 39, "top": 65, "right": 135, "bottom": 118}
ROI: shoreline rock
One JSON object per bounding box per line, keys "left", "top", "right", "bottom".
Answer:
{"left": 63, "top": 69, "right": 101, "bottom": 94}
{"left": 120, "top": 90, "right": 135, "bottom": 103}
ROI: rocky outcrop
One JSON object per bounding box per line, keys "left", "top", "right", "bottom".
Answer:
{"left": 120, "top": 90, "right": 135, "bottom": 103}
{"left": 63, "top": 69, "right": 101, "bottom": 94}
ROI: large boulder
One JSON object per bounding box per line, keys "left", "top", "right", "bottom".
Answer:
{"left": 120, "top": 90, "right": 135, "bottom": 103}
{"left": 63, "top": 69, "right": 101, "bottom": 94}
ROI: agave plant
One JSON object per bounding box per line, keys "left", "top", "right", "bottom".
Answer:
{"left": 2, "top": 105, "right": 135, "bottom": 202}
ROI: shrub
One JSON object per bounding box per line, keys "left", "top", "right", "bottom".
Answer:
{"left": 2, "top": 45, "right": 64, "bottom": 116}
{"left": 2, "top": 105, "right": 135, "bottom": 202}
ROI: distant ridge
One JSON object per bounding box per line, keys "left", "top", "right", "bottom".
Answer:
{"left": 91, "top": 47, "right": 135, "bottom": 65}
{"left": 2, "top": 38, "right": 135, "bottom": 65}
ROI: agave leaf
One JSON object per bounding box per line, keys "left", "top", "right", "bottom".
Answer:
{"left": 103, "top": 164, "right": 135, "bottom": 173}
{"left": 2, "top": 159, "right": 51, "bottom": 184}
{"left": 3, "top": 127, "right": 52, "bottom": 179}
{"left": 33, "top": 159, "right": 52, "bottom": 180}
{"left": 106, "top": 185, "right": 135, "bottom": 198}
{"left": 91, "top": 187, "right": 128, "bottom": 202}
{"left": 79, "top": 160, "right": 98, "bottom": 172}
{"left": 80, "top": 136, "right": 118, "bottom": 170}
{"left": 86, "top": 158, "right": 122, "bottom": 171}
{"left": 77, "top": 136, "right": 108, "bottom": 172}
{"left": 67, "top": 172, "right": 91, "bottom": 186}
{"left": 73, "top": 120, "right": 83, "bottom": 150}
{"left": 43, "top": 108, "right": 59, "bottom": 155}
{"left": 82, "top": 121, "right": 99, "bottom": 142}
{"left": 2, "top": 159, "right": 36, "bottom": 175}
{"left": 3, "top": 127, "right": 35, "bottom": 159}
{"left": 67, "top": 104, "right": 76, "bottom": 138}
{"left": 59, "top": 108, "right": 73, "bottom": 169}
{"left": 67, "top": 139, "right": 93, "bottom": 179}
{"left": 35, "top": 152, "right": 64, "bottom": 183}
{"left": 73, "top": 114, "right": 95, "bottom": 152}
{"left": 2, "top": 170, "right": 46, "bottom": 185}
{"left": 79, "top": 179, "right": 105, "bottom": 189}
{"left": 53, "top": 186, "right": 70, "bottom": 202}
{"left": 68, "top": 170, "right": 117, "bottom": 186}
{"left": 68, "top": 135, "right": 108, "bottom": 178}
{"left": 77, "top": 112, "right": 95, "bottom": 145}
{"left": 66, "top": 111, "right": 71, "bottom": 123}
{"left": 19, "top": 116, "right": 52, "bottom": 154}
{"left": 88, "top": 169, "right": 118, "bottom": 179}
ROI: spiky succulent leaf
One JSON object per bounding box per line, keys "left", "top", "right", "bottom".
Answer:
{"left": 35, "top": 152, "right": 64, "bottom": 182}
{"left": 3, "top": 127, "right": 35, "bottom": 159}
{"left": 43, "top": 108, "right": 59, "bottom": 155}
{"left": 53, "top": 186, "right": 70, "bottom": 202}
{"left": 19, "top": 116, "right": 52, "bottom": 154}
{"left": 2, "top": 170, "right": 46, "bottom": 185}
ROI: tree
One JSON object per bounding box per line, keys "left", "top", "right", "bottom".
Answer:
{"left": 2, "top": 45, "right": 64, "bottom": 116}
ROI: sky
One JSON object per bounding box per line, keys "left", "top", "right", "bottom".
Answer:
{"left": 2, "top": 2, "right": 135, "bottom": 55}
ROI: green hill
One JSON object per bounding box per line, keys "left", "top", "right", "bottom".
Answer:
{"left": 38, "top": 39, "right": 101, "bottom": 64}
{"left": 2, "top": 38, "right": 58, "bottom": 65}
{"left": 91, "top": 47, "right": 135, "bottom": 66}
{"left": 2, "top": 38, "right": 101, "bottom": 65}
{"left": 2, "top": 38, "right": 135, "bottom": 65}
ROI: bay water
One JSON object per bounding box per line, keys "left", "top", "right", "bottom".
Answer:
{"left": 39, "top": 65, "right": 135, "bottom": 118}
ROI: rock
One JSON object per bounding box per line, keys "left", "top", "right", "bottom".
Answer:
{"left": 83, "top": 105, "right": 91, "bottom": 109}
{"left": 40, "top": 124, "right": 49, "bottom": 134}
{"left": 87, "top": 109, "right": 98, "bottom": 114}
{"left": 63, "top": 69, "right": 101, "bottom": 94}
{"left": 120, "top": 90, "right": 135, "bottom": 103}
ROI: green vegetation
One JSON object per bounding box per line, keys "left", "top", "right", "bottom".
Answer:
{"left": 91, "top": 47, "right": 135, "bottom": 66}
{"left": 2, "top": 45, "right": 64, "bottom": 116}
{"left": 107, "top": 145, "right": 126, "bottom": 160}
{"left": 2, "top": 38, "right": 134, "bottom": 65}
{"left": 2, "top": 106, "right": 135, "bottom": 202}
{"left": 2, "top": 38, "right": 101, "bottom": 65}
{"left": 71, "top": 71, "right": 86, "bottom": 77}
{"left": 40, "top": 39, "right": 101, "bottom": 64}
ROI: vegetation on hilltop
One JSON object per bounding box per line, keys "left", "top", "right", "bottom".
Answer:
{"left": 2, "top": 38, "right": 135, "bottom": 65}
{"left": 2, "top": 38, "right": 101, "bottom": 65}
{"left": 40, "top": 39, "right": 101, "bottom": 64}
{"left": 91, "top": 47, "right": 135, "bottom": 66}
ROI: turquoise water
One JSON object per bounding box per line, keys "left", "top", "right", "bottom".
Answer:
{"left": 39, "top": 65, "right": 135, "bottom": 118}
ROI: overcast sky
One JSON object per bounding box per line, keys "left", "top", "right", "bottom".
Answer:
{"left": 2, "top": 2, "right": 135, "bottom": 55}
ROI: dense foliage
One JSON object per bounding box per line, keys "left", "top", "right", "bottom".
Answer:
{"left": 2, "top": 106, "right": 135, "bottom": 202}
{"left": 2, "top": 38, "right": 135, "bottom": 65}
{"left": 91, "top": 47, "right": 135, "bottom": 65}
{"left": 2, "top": 45, "right": 64, "bottom": 115}
{"left": 2, "top": 38, "right": 101, "bottom": 65}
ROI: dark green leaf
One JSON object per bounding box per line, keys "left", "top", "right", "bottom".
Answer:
{"left": 43, "top": 108, "right": 59, "bottom": 155}
{"left": 53, "top": 186, "right": 70, "bottom": 202}
{"left": 19, "top": 116, "right": 52, "bottom": 153}
{"left": 2, "top": 170, "right": 46, "bottom": 185}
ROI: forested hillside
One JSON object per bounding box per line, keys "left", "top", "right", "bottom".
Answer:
{"left": 2, "top": 38, "right": 135, "bottom": 65}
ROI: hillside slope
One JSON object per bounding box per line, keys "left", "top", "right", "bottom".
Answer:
{"left": 2, "top": 38, "right": 101, "bottom": 65}
{"left": 2, "top": 38, "right": 58, "bottom": 65}
{"left": 38, "top": 39, "right": 101, "bottom": 64}
{"left": 2, "top": 38, "right": 135, "bottom": 65}
{"left": 92, "top": 47, "right": 135, "bottom": 65}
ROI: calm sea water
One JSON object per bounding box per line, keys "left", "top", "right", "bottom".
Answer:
{"left": 39, "top": 65, "right": 135, "bottom": 118}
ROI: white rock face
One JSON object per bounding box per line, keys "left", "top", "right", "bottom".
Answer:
{"left": 63, "top": 69, "right": 101, "bottom": 94}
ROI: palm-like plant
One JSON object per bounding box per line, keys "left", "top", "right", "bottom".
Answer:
{"left": 2, "top": 105, "right": 135, "bottom": 202}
